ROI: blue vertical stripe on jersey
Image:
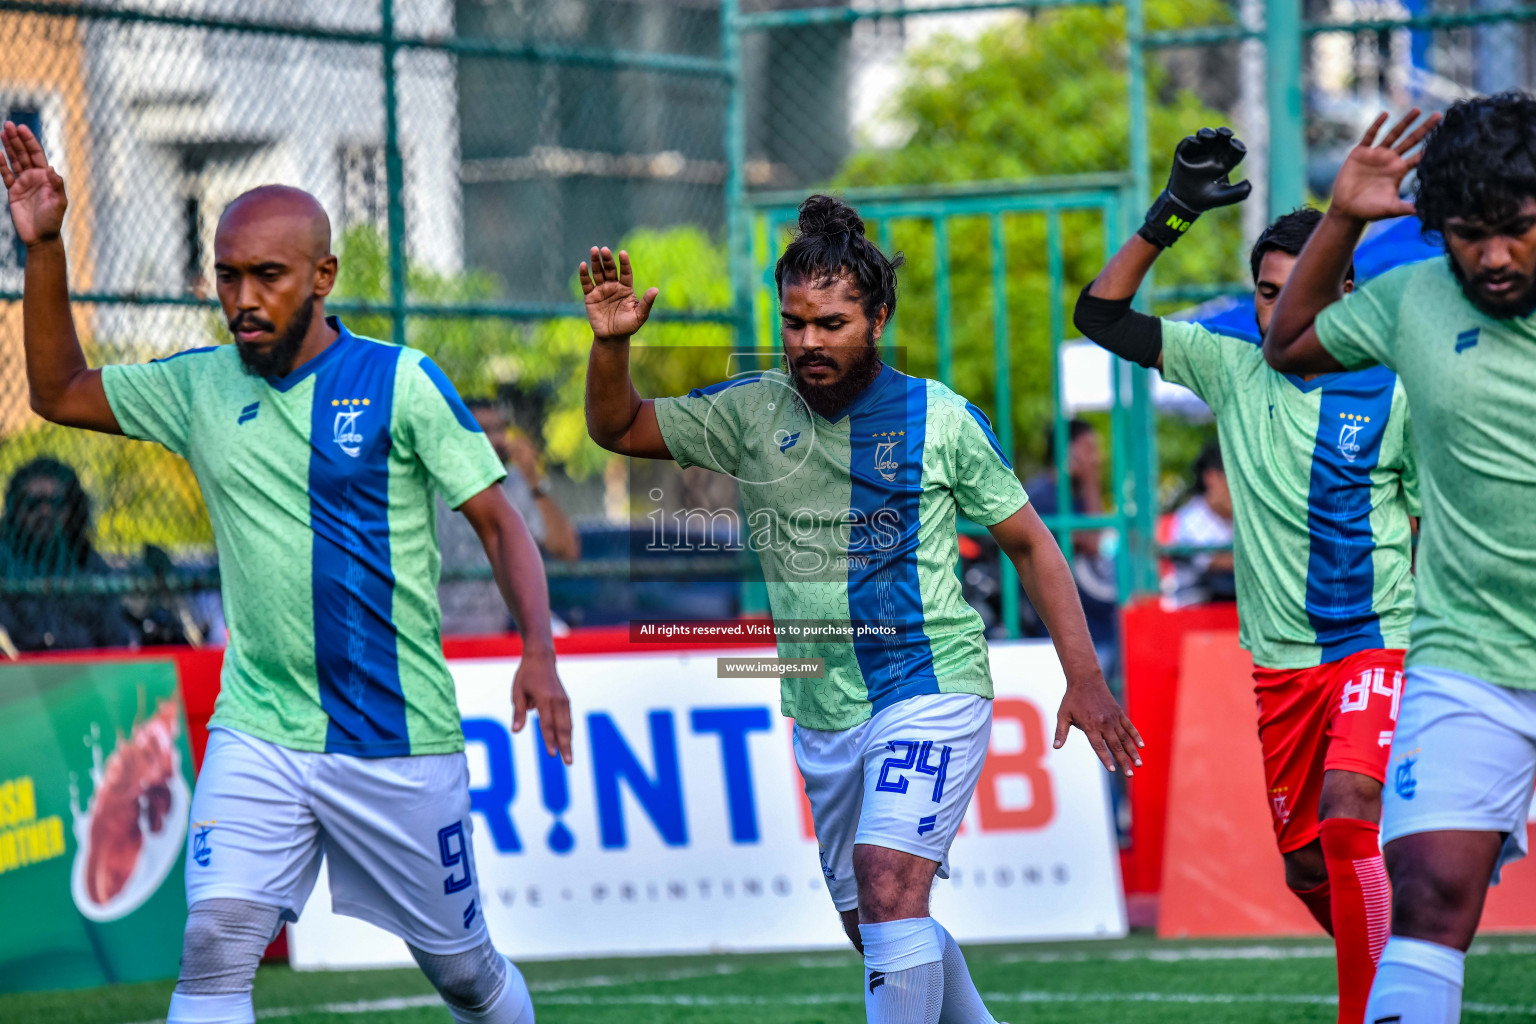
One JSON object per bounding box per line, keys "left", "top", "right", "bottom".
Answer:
{"left": 309, "top": 331, "right": 410, "bottom": 756}
{"left": 418, "top": 356, "right": 484, "bottom": 433}
{"left": 1305, "top": 366, "right": 1395, "bottom": 663}
{"left": 963, "top": 402, "right": 1013, "bottom": 469}
{"left": 848, "top": 367, "right": 940, "bottom": 712}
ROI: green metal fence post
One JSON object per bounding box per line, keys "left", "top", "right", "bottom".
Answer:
{"left": 1047, "top": 210, "right": 1072, "bottom": 562}
{"left": 1266, "top": 0, "right": 1305, "bottom": 217}
{"left": 933, "top": 217, "right": 954, "bottom": 387}
{"left": 878, "top": 218, "right": 898, "bottom": 366}
{"left": 721, "top": 0, "right": 750, "bottom": 346}
{"left": 1102, "top": 194, "right": 1136, "bottom": 603}
{"left": 990, "top": 213, "right": 1021, "bottom": 637}
{"left": 1125, "top": 0, "right": 1149, "bottom": 221}
{"left": 381, "top": 0, "right": 407, "bottom": 346}
{"left": 722, "top": 0, "right": 772, "bottom": 616}
{"left": 1123, "top": 0, "right": 1161, "bottom": 595}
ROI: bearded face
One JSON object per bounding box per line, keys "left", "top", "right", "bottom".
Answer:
{"left": 778, "top": 274, "right": 886, "bottom": 420}
{"left": 230, "top": 293, "right": 316, "bottom": 377}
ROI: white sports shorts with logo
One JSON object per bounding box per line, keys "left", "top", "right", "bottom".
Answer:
{"left": 794, "top": 692, "right": 991, "bottom": 912}
{"left": 1382, "top": 667, "right": 1536, "bottom": 881}
{"left": 185, "top": 726, "right": 489, "bottom": 954}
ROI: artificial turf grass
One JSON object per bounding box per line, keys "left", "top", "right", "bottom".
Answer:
{"left": 3, "top": 933, "right": 1532, "bottom": 1024}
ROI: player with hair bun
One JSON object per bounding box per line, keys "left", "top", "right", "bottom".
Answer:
{"left": 581, "top": 194, "right": 1141, "bottom": 1024}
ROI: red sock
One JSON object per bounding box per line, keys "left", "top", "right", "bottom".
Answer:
{"left": 1291, "top": 878, "right": 1334, "bottom": 935}
{"left": 1320, "top": 817, "right": 1390, "bottom": 1024}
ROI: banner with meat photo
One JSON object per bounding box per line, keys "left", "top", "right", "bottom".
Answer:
{"left": 0, "top": 660, "right": 193, "bottom": 994}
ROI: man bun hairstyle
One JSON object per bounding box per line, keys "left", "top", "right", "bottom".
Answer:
{"left": 1250, "top": 206, "right": 1354, "bottom": 284}
{"left": 775, "top": 194, "right": 904, "bottom": 324}
{"left": 1415, "top": 91, "right": 1536, "bottom": 236}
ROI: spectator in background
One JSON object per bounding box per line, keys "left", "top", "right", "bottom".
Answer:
{"left": 438, "top": 400, "right": 580, "bottom": 635}
{"left": 1020, "top": 419, "right": 1119, "bottom": 677}
{"left": 1168, "top": 441, "right": 1236, "bottom": 604}
{"left": 0, "top": 457, "right": 134, "bottom": 652}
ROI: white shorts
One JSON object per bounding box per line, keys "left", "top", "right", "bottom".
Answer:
{"left": 794, "top": 693, "right": 991, "bottom": 912}
{"left": 1382, "top": 667, "right": 1536, "bottom": 881}
{"left": 186, "top": 726, "right": 489, "bottom": 954}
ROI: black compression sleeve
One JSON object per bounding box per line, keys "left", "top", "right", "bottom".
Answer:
{"left": 1072, "top": 285, "right": 1164, "bottom": 369}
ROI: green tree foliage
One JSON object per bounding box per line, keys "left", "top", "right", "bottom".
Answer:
{"left": 832, "top": 1, "right": 1243, "bottom": 474}
{"left": 0, "top": 421, "right": 211, "bottom": 560}
{"left": 525, "top": 227, "right": 734, "bottom": 479}
{"left": 331, "top": 224, "right": 509, "bottom": 396}
{"left": 0, "top": 325, "right": 219, "bottom": 562}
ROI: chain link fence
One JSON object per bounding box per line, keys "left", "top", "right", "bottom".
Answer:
{"left": 3, "top": 0, "right": 1535, "bottom": 649}
{"left": 0, "top": 0, "right": 739, "bottom": 648}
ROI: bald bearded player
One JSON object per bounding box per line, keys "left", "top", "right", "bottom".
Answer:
{"left": 3, "top": 120, "right": 571, "bottom": 1024}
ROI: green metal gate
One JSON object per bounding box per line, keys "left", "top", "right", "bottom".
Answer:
{"left": 746, "top": 175, "right": 1158, "bottom": 636}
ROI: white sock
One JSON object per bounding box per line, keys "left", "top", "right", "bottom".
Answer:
{"left": 1364, "top": 937, "right": 1464, "bottom": 1024}
{"left": 932, "top": 921, "right": 996, "bottom": 1024}
{"left": 167, "top": 990, "right": 254, "bottom": 1024}
{"left": 447, "top": 955, "right": 534, "bottom": 1024}
{"left": 861, "top": 918, "right": 944, "bottom": 1024}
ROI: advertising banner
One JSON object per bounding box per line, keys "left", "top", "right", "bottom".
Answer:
{"left": 291, "top": 641, "right": 1126, "bottom": 967}
{"left": 0, "top": 660, "right": 194, "bottom": 993}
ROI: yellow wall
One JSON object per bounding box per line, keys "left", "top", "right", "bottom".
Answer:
{"left": 1, "top": 11, "right": 97, "bottom": 435}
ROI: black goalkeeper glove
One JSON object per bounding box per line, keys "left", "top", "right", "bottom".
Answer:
{"left": 1139, "top": 126, "right": 1253, "bottom": 249}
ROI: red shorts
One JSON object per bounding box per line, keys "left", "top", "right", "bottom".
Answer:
{"left": 1253, "top": 647, "right": 1405, "bottom": 853}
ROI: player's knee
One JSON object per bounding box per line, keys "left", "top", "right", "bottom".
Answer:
{"left": 177, "top": 899, "right": 282, "bottom": 994}
{"left": 1318, "top": 770, "right": 1382, "bottom": 822}
{"left": 1387, "top": 855, "right": 1484, "bottom": 943}
{"left": 410, "top": 940, "right": 508, "bottom": 1012}
{"left": 839, "top": 910, "right": 864, "bottom": 954}
{"left": 853, "top": 845, "right": 937, "bottom": 921}
{"left": 1282, "top": 841, "right": 1327, "bottom": 891}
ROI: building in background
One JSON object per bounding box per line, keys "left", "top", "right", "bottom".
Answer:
{"left": 0, "top": 1, "right": 464, "bottom": 566}
{"left": 1306, "top": 0, "right": 1533, "bottom": 194}
{"left": 0, "top": 10, "right": 96, "bottom": 435}
{"left": 80, "top": 0, "right": 461, "bottom": 322}
{"left": 454, "top": 0, "right": 856, "bottom": 304}
{"left": 456, "top": 0, "right": 731, "bottom": 303}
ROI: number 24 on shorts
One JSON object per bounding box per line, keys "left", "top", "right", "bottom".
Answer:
{"left": 875, "top": 740, "right": 952, "bottom": 801}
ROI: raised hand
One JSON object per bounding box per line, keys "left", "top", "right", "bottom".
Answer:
{"left": 580, "top": 246, "right": 658, "bottom": 342}
{"left": 1330, "top": 109, "right": 1441, "bottom": 223}
{"left": 1, "top": 121, "right": 68, "bottom": 246}
{"left": 1139, "top": 125, "right": 1252, "bottom": 248}
{"left": 1168, "top": 126, "right": 1253, "bottom": 212}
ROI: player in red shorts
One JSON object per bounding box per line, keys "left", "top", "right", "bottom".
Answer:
{"left": 1075, "top": 128, "right": 1419, "bottom": 1022}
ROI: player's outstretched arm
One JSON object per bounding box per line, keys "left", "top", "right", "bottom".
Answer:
{"left": 1, "top": 121, "right": 119, "bottom": 434}
{"left": 989, "top": 504, "right": 1144, "bottom": 775}
{"left": 1081, "top": 125, "right": 1247, "bottom": 369}
{"left": 459, "top": 485, "right": 574, "bottom": 765}
{"left": 1075, "top": 127, "right": 1252, "bottom": 373}
{"left": 581, "top": 246, "right": 673, "bottom": 460}
{"left": 1266, "top": 109, "right": 1439, "bottom": 375}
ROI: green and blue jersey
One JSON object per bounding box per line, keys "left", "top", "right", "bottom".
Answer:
{"left": 1317, "top": 259, "right": 1536, "bottom": 691}
{"left": 654, "top": 364, "right": 1029, "bottom": 731}
{"left": 102, "top": 318, "right": 506, "bottom": 756}
{"left": 1160, "top": 320, "right": 1418, "bottom": 669}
